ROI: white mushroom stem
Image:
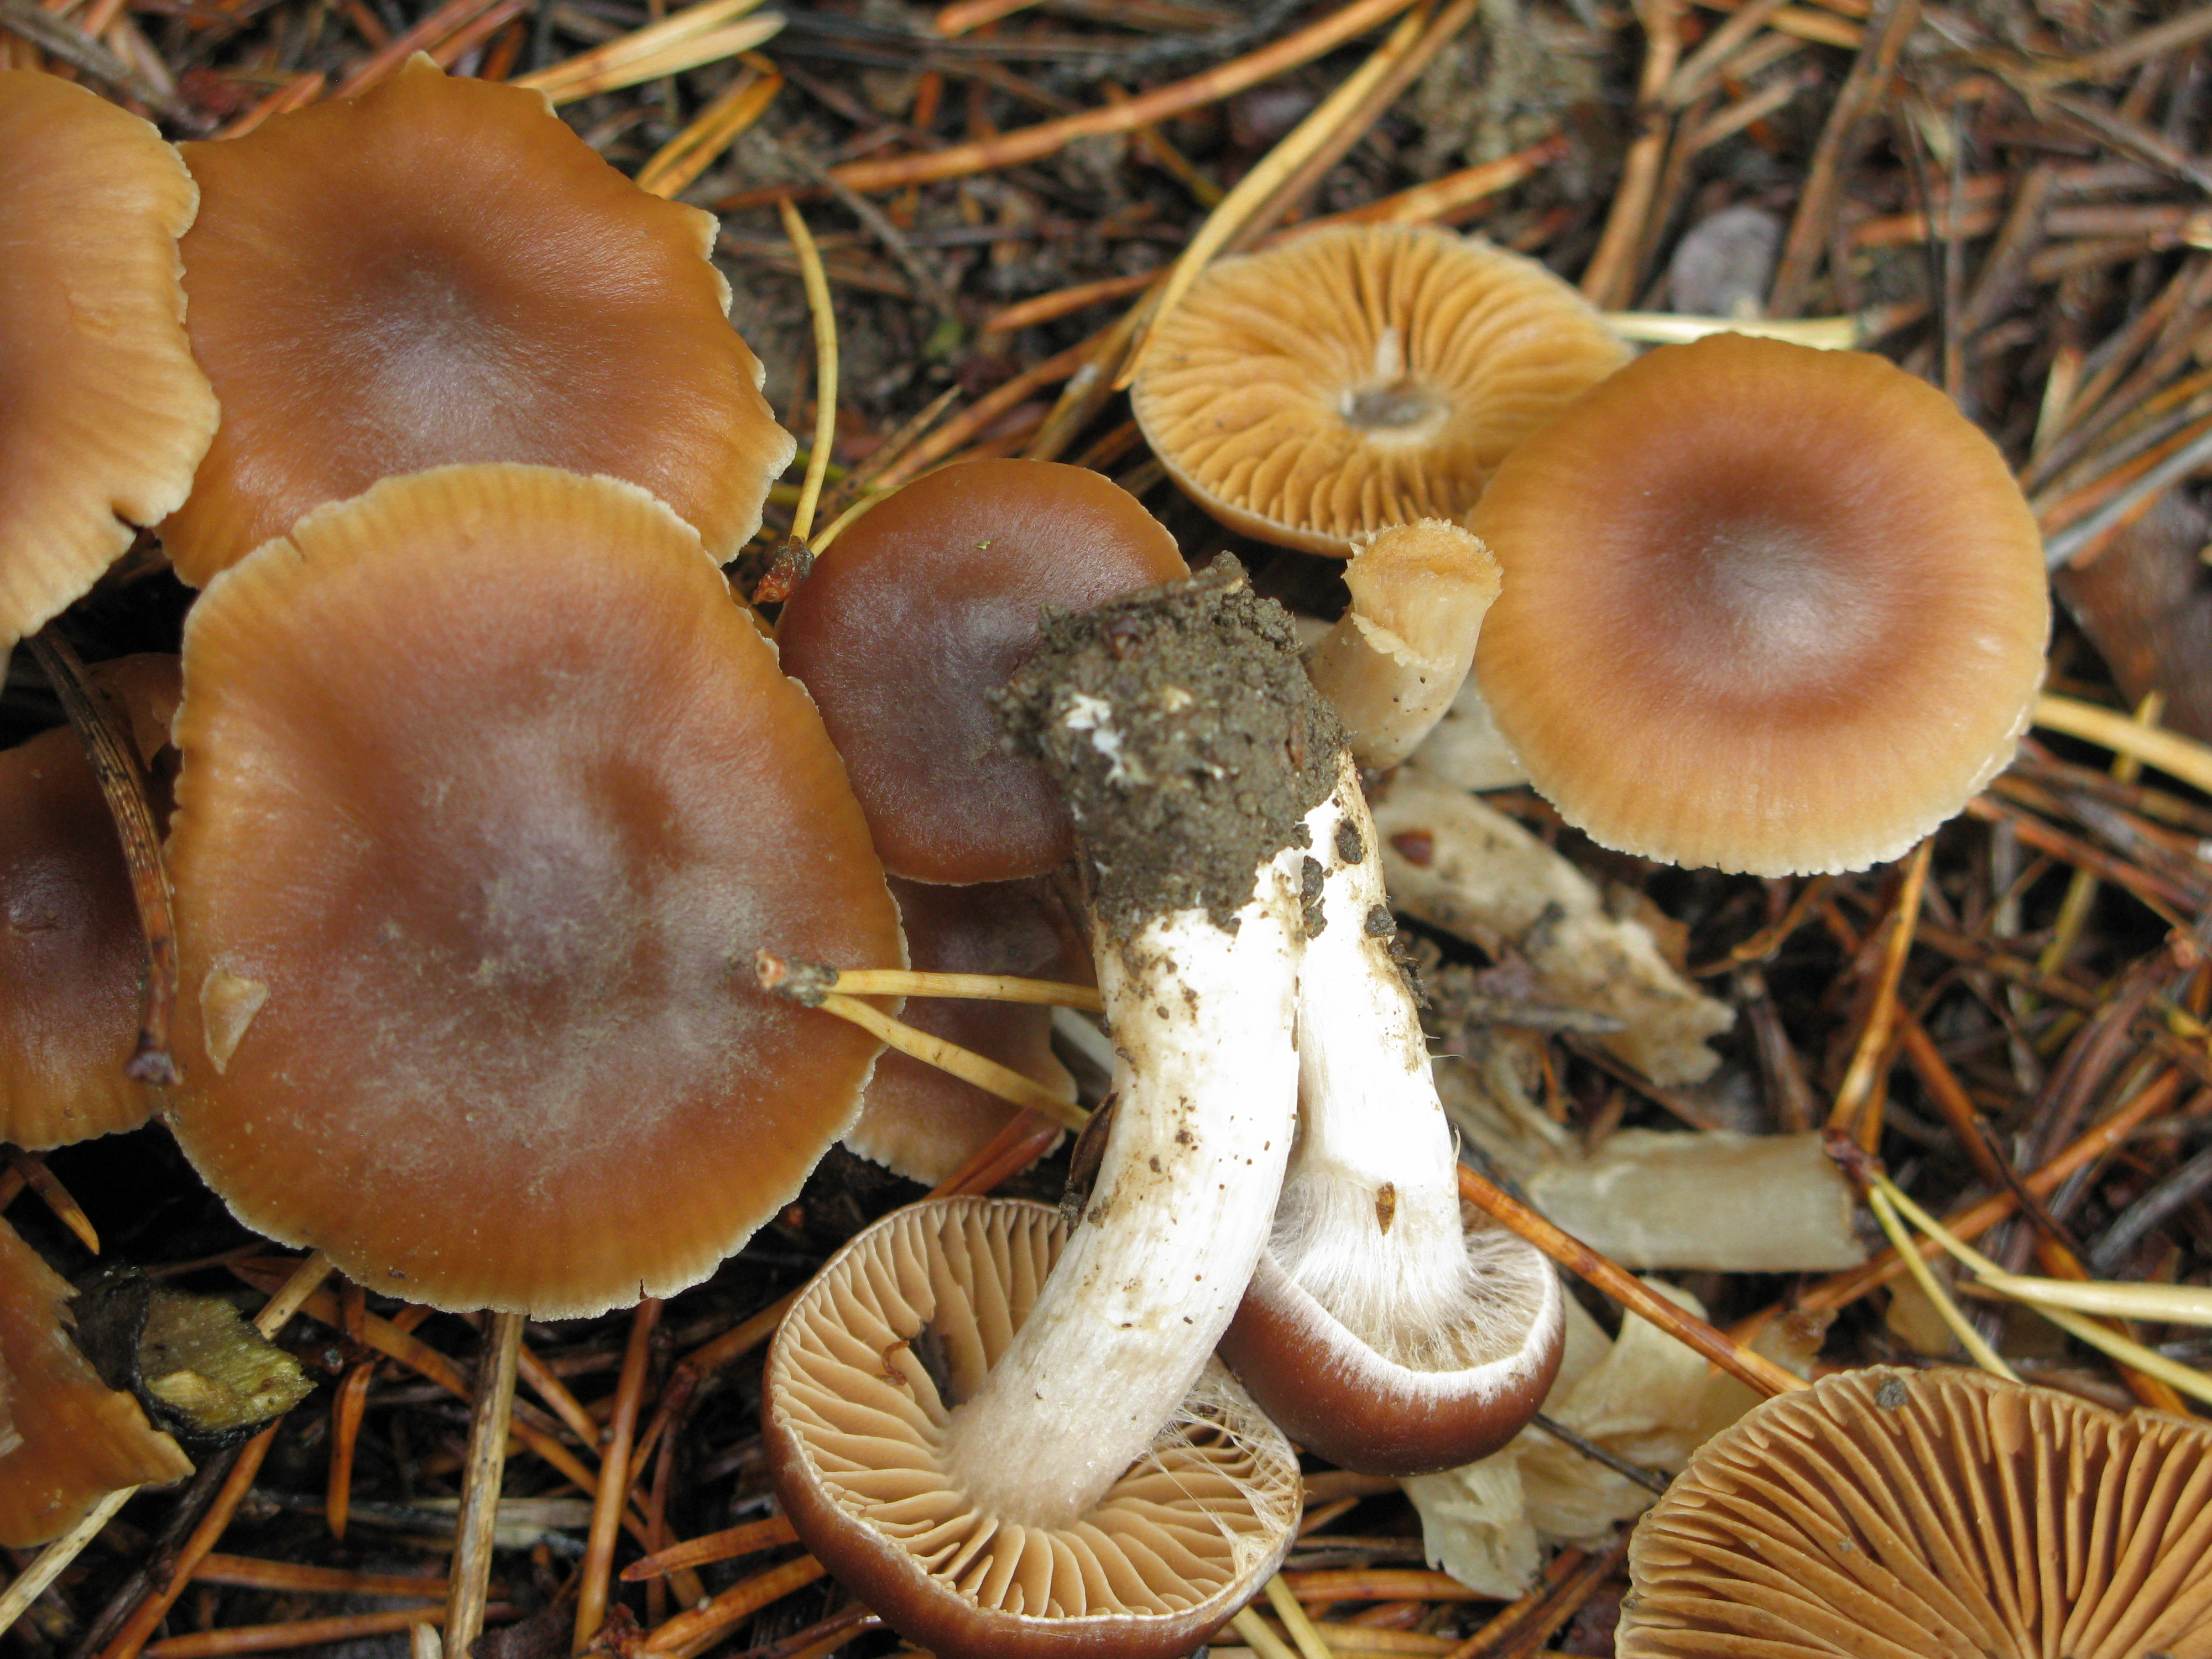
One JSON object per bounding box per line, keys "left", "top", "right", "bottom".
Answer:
{"left": 1306, "top": 522, "right": 1500, "bottom": 770}
{"left": 1270, "top": 755, "right": 1480, "bottom": 1366}
{"left": 938, "top": 804, "right": 1313, "bottom": 1528}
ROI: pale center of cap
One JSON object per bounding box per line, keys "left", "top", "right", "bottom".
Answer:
{"left": 1338, "top": 325, "right": 1451, "bottom": 447}
{"left": 1663, "top": 512, "right": 1883, "bottom": 700}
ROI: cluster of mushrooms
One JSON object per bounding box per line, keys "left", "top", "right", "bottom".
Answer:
{"left": 2, "top": 41, "right": 2159, "bottom": 1659}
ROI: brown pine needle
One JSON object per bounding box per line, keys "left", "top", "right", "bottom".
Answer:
{"left": 640, "top": 1554, "right": 827, "bottom": 1657}
{"left": 1827, "top": 838, "right": 1932, "bottom": 1150}
{"left": 637, "top": 69, "right": 782, "bottom": 199}
{"left": 142, "top": 1609, "right": 511, "bottom": 1659}
{"left": 510, "top": 0, "right": 778, "bottom": 103}
{"left": 6, "top": 1149, "right": 98, "bottom": 1254}
{"left": 779, "top": 196, "right": 838, "bottom": 550}
{"left": 623, "top": 1515, "right": 801, "bottom": 1582}
{"left": 1455, "top": 1162, "right": 1807, "bottom": 1398}
{"left": 191, "top": 1556, "right": 448, "bottom": 1599}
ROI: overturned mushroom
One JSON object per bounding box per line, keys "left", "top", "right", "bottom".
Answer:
{"left": 1130, "top": 225, "right": 1626, "bottom": 555}
{"left": 765, "top": 1196, "right": 1301, "bottom": 1659}
{"left": 165, "top": 54, "right": 790, "bottom": 583}
{"left": 1620, "top": 1365, "right": 2212, "bottom": 1659}
{"left": 165, "top": 465, "right": 900, "bottom": 1316}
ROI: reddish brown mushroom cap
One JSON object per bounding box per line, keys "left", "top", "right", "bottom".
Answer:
{"left": 0, "top": 71, "right": 218, "bottom": 649}
{"left": 1621, "top": 1366, "right": 2212, "bottom": 1659}
{"left": 765, "top": 1197, "right": 1301, "bottom": 1659}
{"left": 166, "top": 465, "right": 900, "bottom": 1317}
{"left": 164, "top": 55, "right": 791, "bottom": 585}
{"left": 1471, "top": 335, "right": 2050, "bottom": 875}
{"left": 776, "top": 460, "right": 1189, "bottom": 884}
{"left": 0, "top": 1215, "right": 192, "bottom": 1547}
{"left": 844, "top": 877, "right": 1091, "bottom": 1185}
{"left": 1130, "top": 225, "right": 1627, "bottom": 555}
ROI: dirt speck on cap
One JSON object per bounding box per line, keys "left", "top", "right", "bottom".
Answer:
{"left": 996, "top": 556, "right": 1344, "bottom": 938}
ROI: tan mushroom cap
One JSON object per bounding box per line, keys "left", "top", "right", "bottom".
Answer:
{"left": 164, "top": 55, "right": 792, "bottom": 586}
{"left": 1130, "top": 225, "right": 1627, "bottom": 555}
{"left": 1620, "top": 1365, "right": 2212, "bottom": 1659}
{"left": 166, "top": 465, "right": 900, "bottom": 1317}
{"left": 1471, "top": 335, "right": 2051, "bottom": 875}
{"left": 0, "top": 1215, "right": 192, "bottom": 1547}
{"left": 843, "top": 877, "right": 1089, "bottom": 1187}
{"left": 765, "top": 1196, "right": 1301, "bottom": 1659}
{"left": 0, "top": 71, "right": 218, "bottom": 650}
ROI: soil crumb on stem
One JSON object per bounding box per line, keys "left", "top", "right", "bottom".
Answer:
{"left": 997, "top": 556, "right": 1344, "bottom": 938}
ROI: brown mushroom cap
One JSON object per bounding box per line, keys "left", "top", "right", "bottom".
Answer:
{"left": 163, "top": 55, "right": 791, "bottom": 586}
{"left": 1620, "top": 1365, "right": 2212, "bottom": 1659}
{"left": 1471, "top": 335, "right": 2051, "bottom": 875}
{"left": 1129, "top": 225, "right": 1627, "bottom": 555}
{"left": 843, "top": 877, "right": 1091, "bottom": 1186}
{"left": 0, "top": 1215, "right": 192, "bottom": 1547}
{"left": 765, "top": 1196, "right": 1301, "bottom": 1659}
{"left": 775, "top": 459, "right": 1189, "bottom": 884}
{"left": 165, "top": 465, "right": 901, "bottom": 1317}
{"left": 0, "top": 71, "right": 218, "bottom": 650}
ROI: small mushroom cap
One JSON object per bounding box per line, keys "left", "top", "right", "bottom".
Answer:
{"left": 776, "top": 460, "right": 1189, "bottom": 884}
{"left": 0, "top": 1215, "right": 192, "bottom": 1548}
{"left": 166, "top": 465, "right": 900, "bottom": 1317}
{"left": 1219, "top": 1220, "right": 1562, "bottom": 1477}
{"left": 0, "top": 71, "right": 218, "bottom": 648}
{"left": 1620, "top": 1365, "right": 2212, "bottom": 1659}
{"left": 843, "top": 877, "right": 1091, "bottom": 1186}
{"left": 0, "top": 721, "right": 164, "bottom": 1150}
{"left": 1471, "top": 335, "right": 2051, "bottom": 875}
{"left": 1130, "top": 225, "right": 1628, "bottom": 555}
{"left": 765, "top": 1196, "right": 1302, "bottom": 1659}
{"left": 164, "top": 55, "right": 792, "bottom": 585}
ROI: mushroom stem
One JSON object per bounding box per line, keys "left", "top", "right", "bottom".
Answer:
{"left": 967, "top": 559, "right": 1340, "bottom": 1527}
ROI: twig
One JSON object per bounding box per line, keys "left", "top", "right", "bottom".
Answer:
{"left": 1580, "top": 0, "right": 1683, "bottom": 310}
{"left": 445, "top": 1312, "right": 525, "bottom": 1658}
{"left": 1527, "top": 1412, "right": 1670, "bottom": 1495}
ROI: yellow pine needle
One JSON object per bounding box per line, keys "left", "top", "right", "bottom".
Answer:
{"left": 808, "top": 488, "right": 891, "bottom": 557}
{"left": 2036, "top": 691, "right": 2212, "bottom": 796}
{"left": 1875, "top": 1173, "right": 2212, "bottom": 1408}
{"left": 815, "top": 993, "right": 1090, "bottom": 1134}
{"left": 513, "top": 0, "right": 780, "bottom": 103}
{"left": 2038, "top": 691, "right": 2162, "bottom": 985}
{"left": 1233, "top": 1607, "right": 1306, "bottom": 1659}
{"left": 779, "top": 195, "right": 838, "bottom": 549}
{"left": 1864, "top": 1184, "right": 2018, "bottom": 1381}
{"left": 1605, "top": 312, "right": 1863, "bottom": 349}
{"left": 637, "top": 69, "right": 782, "bottom": 199}
{"left": 1115, "top": 0, "right": 1437, "bottom": 390}
{"left": 1971, "top": 1271, "right": 2212, "bottom": 1326}
{"left": 820, "top": 967, "right": 1102, "bottom": 1011}
{"left": 1265, "top": 1577, "right": 1336, "bottom": 1659}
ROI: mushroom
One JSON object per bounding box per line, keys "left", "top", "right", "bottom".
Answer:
{"left": 1469, "top": 333, "right": 2051, "bottom": 875}
{"left": 164, "top": 464, "right": 901, "bottom": 1317}
{"left": 0, "top": 655, "right": 181, "bottom": 1150}
{"left": 764, "top": 1195, "right": 1301, "bottom": 1659}
{"left": 1305, "top": 519, "right": 1502, "bottom": 770}
{"left": 966, "top": 557, "right": 1333, "bottom": 1527}
{"left": 163, "top": 54, "right": 791, "bottom": 586}
{"left": 775, "top": 458, "right": 1188, "bottom": 885}
{"left": 1619, "top": 1365, "right": 2212, "bottom": 1659}
{"left": 1129, "top": 225, "right": 1627, "bottom": 555}
{"left": 0, "top": 1215, "right": 192, "bottom": 1548}
{"left": 0, "top": 70, "right": 218, "bottom": 661}
{"left": 843, "top": 876, "right": 1091, "bottom": 1187}
{"left": 1217, "top": 748, "right": 1563, "bottom": 1475}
